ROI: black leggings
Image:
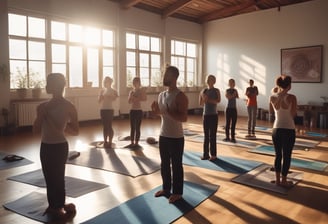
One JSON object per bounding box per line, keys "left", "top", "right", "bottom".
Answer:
{"left": 225, "top": 108, "right": 237, "bottom": 139}
{"left": 272, "top": 128, "right": 295, "bottom": 176}
{"left": 130, "top": 110, "right": 143, "bottom": 142}
{"left": 100, "top": 109, "right": 114, "bottom": 142}
{"left": 203, "top": 114, "right": 218, "bottom": 158}
{"left": 159, "top": 136, "right": 184, "bottom": 195}
{"left": 40, "top": 142, "right": 68, "bottom": 209}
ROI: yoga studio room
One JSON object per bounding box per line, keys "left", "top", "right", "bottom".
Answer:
{"left": 0, "top": 0, "right": 327, "bottom": 223}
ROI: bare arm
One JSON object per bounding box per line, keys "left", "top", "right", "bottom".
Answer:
{"left": 168, "top": 92, "right": 188, "bottom": 122}
{"left": 33, "top": 103, "right": 46, "bottom": 134}
{"left": 65, "top": 104, "right": 79, "bottom": 136}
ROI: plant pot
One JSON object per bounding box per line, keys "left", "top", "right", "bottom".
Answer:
{"left": 32, "top": 88, "right": 42, "bottom": 98}
{"left": 16, "top": 88, "right": 27, "bottom": 99}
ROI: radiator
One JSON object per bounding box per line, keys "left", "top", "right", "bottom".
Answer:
{"left": 13, "top": 102, "right": 40, "bottom": 126}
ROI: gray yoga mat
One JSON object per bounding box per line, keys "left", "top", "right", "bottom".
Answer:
{"left": 232, "top": 163, "right": 303, "bottom": 194}
{"left": 0, "top": 152, "right": 33, "bottom": 170}
{"left": 7, "top": 169, "right": 109, "bottom": 197}
{"left": 66, "top": 149, "right": 161, "bottom": 177}
{"left": 3, "top": 192, "right": 70, "bottom": 223}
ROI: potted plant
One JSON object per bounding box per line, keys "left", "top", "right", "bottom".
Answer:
{"left": 16, "top": 73, "right": 28, "bottom": 99}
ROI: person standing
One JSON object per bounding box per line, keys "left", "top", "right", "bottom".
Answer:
{"left": 151, "top": 66, "right": 188, "bottom": 203}
{"left": 126, "top": 77, "right": 147, "bottom": 148}
{"left": 269, "top": 75, "right": 297, "bottom": 188}
{"left": 98, "top": 76, "right": 118, "bottom": 148}
{"left": 33, "top": 73, "right": 79, "bottom": 219}
{"left": 224, "top": 78, "right": 239, "bottom": 143}
{"left": 245, "top": 79, "right": 258, "bottom": 137}
{"left": 199, "top": 75, "right": 221, "bottom": 160}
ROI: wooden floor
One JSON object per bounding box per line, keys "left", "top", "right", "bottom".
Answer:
{"left": 0, "top": 115, "right": 327, "bottom": 224}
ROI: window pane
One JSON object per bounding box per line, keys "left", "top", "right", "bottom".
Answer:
{"left": 175, "top": 41, "right": 185, "bottom": 56}
{"left": 9, "top": 14, "right": 26, "bottom": 36}
{"left": 103, "top": 67, "right": 113, "bottom": 79}
{"left": 28, "top": 41, "right": 45, "bottom": 60}
{"left": 52, "top": 64, "right": 66, "bottom": 75}
{"left": 126, "top": 51, "right": 136, "bottom": 66}
{"left": 84, "top": 27, "right": 100, "bottom": 46}
{"left": 126, "top": 33, "right": 135, "bottom": 49}
{"left": 52, "top": 44, "right": 66, "bottom": 63}
{"left": 171, "top": 40, "right": 175, "bottom": 54}
{"left": 187, "top": 58, "right": 195, "bottom": 72}
{"left": 103, "top": 30, "right": 113, "bottom": 47}
{"left": 126, "top": 67, "right": 136, "bottom": 86}
{"left": 151, "top": 68, "right": 161, "bottom": 87}
{"left": 10, "top": 60, "right": 27, "bottom": 88}
{"left": 29, "top": 61, "right": 46, "bottom": 88}
{"left": 151, "top": 54, "right": 160, "bottom": 68}
{"left": 140, "top": 67, "right": 149, "bottom": 86}
{"left": 69, "top": 24, "right": 82, "bottom": 43}
{"left": 9, "top": 39, "right": 26, "bottom": 59}
{"left": 87, "top": 48, "right": 99, "bottom": 87}
{"left": 28, "top": 17, "right": 45, "bottom": 38}
{"left": 103, "top": 49, "right": 113, "bottom": 66}
{"left": 139, "top": 53, "right": 149, "bottom": 67}
{"left": 151, "top": 37, "right": 160, "bottom": 52}
{"left": 51, "top": 21, "right": 66, "bottom": 40}
{"left": 69, "top": 46, "right": 83, "bottom": 87}
{"left": 139, "top": 35, "right": 149, "bottom": 51}
{"left": 187, "top": 43, "right": 196, "bottom": 57}
{"left": 187, "top": 72, "right": 194, "bottom": 86}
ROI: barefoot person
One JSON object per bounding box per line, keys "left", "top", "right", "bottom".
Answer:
{"left": 269, "top": 75, "right": 297, "bottom": 187}
{"left": 199, "top": 74, "right": 220, "bottom": 160}
{"left": 245, "top": 79, "right": 258, "bottom": 137}
{"left": 125, "top": 77, "right": 147, "bottom": 148}
{"left": 151, "top": 66, "right": 188, "bottom": 203}
{"left": 98, "top": 76, "right": 118, "bottom": 148}
{"left": 33, "top": 73, "right": 79, "bottom": 220}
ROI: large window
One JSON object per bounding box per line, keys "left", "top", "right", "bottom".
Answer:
{"left": 9, "top": 14, "right": 46, "bottom": 89}
{"left": 171, "top": 40, "right": 197, "bottom": 87}
{"left": 126, "top": 32, "right": 162, "bottom": 87}
{"left": 9, "top": 12, "right": 115, "bottom": 89}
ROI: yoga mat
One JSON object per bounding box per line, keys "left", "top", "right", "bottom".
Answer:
{"left": 232, "top": 164, "right": 303, "bottom": 194}
{"left": 82, "top": 181, "right": 219, "bottom": 224}
{"left": 183, "top": 129, "right": 198, "bottom": 136}
{"left": 183, "top": 151, "right": 262, "bottom": 174}
{"left": 0, "top": 152, "right": 33, "bottom": 170}
{"left": 67, "top": 149, "right": 160, "bottom": 177}
{"left": 263, "top": 139, "right": 319, "bottom": 148}
{"left": 305, "top": 131, "right": 327, "bottom": 138}
{"left": 187, "top": 135, "right": 258, "bottom": 149}
{"left": 248, "top": 145, "right": 328, "bottom": 172}
{"left": 7, "top": 169, "right": 108, "bottom": 197}
{"left": 3, "top": 192, "right": 64, "bottom": 223}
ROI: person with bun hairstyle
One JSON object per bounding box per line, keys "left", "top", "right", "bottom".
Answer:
{"left": 269, "top": 75, "right": 297, "bottom": 188}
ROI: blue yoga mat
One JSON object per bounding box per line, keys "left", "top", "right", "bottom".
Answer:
{"left": 183, "top": 151, "right": 262, "bottom": 174}
{"left": 305, "top": 131, "right": 327, "bottom": 138}
{"left": 187, "top": 135, "right": 258, "bottom": 148}
{"left": 82, "top": 181, "right": 219, "bottom": 224}
{"left": 249, "top": 145, "right": 328, "bottom": 172}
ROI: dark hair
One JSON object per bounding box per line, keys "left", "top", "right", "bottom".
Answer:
{"left": 276, "top": 75, "right": 291, "bottom": 89}
{"left": 166, "top": 65, "right": 179, "bottom": 78}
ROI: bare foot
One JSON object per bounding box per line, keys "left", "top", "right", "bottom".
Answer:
{"left": 168, "top": 194, "right": 182, "bottom": 203}
{"left": 154, "top": 190, "right": 169, "bottom": 197}
{"left": 279, "top": 181, "right": 294, "bottom": 189}
{"left": 209, "top": 156, "right": 217, "bottom": 161}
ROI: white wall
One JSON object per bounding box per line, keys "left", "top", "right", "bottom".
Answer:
{"left": 204, "top": 0, "right": 328, "bottom": 116}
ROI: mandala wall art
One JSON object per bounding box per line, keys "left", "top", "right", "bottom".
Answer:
{"left": 281, "top": 45, "right": 323, "bottom": 83}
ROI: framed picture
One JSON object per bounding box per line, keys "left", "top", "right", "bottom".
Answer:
{"left": 281, "top": 45, "right": 323, "bottom": 83}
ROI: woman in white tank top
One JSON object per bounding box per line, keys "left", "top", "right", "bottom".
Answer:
{"left": 269, "top": 75, "right": 297, "bottom": 188}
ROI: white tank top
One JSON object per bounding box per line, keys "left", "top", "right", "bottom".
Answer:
{"left": 158, "top": 89, "right": 184, "bottom": 138}
{"left": 272, "top": 94, "right": 295, "bottom": 129}
{"left": 100, "top": 88, "right": 116, "bottom": 110}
